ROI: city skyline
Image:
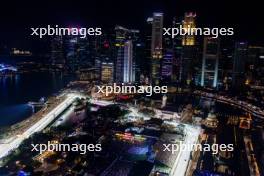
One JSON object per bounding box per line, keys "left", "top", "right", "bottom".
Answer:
{"left": 0, "top": 1, "right": 264, "bottom": 176}
{"left": 0, "top": 0, "right": 264, "bottom": 50}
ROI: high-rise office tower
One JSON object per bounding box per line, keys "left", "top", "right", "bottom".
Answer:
{"left": 181, "top": 12, "right": 197, "bottom": 85}
{"left": 101, "top": 60, "right": 114, "bottom": 83}
{"left": 77, "top": 38, "right": 90, "bottom": 68}
{"left": 248, "top": 46, "right": 261, "bottom": 69}
{"left": 182, "top": 12, "right": 196, "bottom": 46}
{"left": 144, "top": 20, "right": 152, "bottom": 82}
{"left": 122, "top": 28, "right": 144, "bottom": 83}
{"left": 88, "top": 35, "right": 102, "bottom": 78}
{"left": 247, "top": 46, "right": 264, "bottom": 84}
{"left": 93, "top": 32, "right": 115, "bottom": 81}
{"left": 96, "top": 32, "right": 114, "bottom": 63}
{"left": 134, "top": 41, "right": 144, "bottom": 83}
{"left": 115, "top": 26, "right": 136, "bottom": 83}
{"left": 181, "top": 47, "right": 198, "bottom": 85}
{"left": 115, "top": 26, "right": 127, "bottom": 83}
{"left": 65, "top": 35, "right": 79, "bottom": 72}
{"left": 172, "top": 17, "right": 183, "bottom": 82}
{"left": 115, "top": 27, "right": 125, "bottom": 82}
{"left": 161, "top": 34, "right": 173, "bottom": 82}
{"left": 149, "top": 12, "right": 163, "bottom": 85}
{"left": 201, "top": 37, "right": 220, "bottom": 88}
{"left": 219, "top": 40, "right": 234, "bottom": 90}
{"left": 50, "top": 36, "right": 65, "bottom": 69}
{"left": 232, "top": 42, "right": 248, "bottom": 88}
{"left": 126, "top": 29, "right": 142, "bottom": 83}
{"left": 123, "top": 40, "right": 134, "bottom": 82}
{"left": 161, "top": 49, "right": 173, "bottom": 82}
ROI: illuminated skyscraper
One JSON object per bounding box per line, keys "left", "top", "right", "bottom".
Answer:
{"left": 148, "top": 12, "right": 163, "bottom": 85}
{"left": 151, "top": 13, "right": 163, "bottom": 58}
{"left": 181, "top": 12, "right": 197, "bottom": 85}
{"left": 218, "top": 40, "right": 235, "bottom": 90}
{"left": 51, "top": 36, "right": 65, "bottom": 69}
{"left": 88, "top": 35, "right": 102, "bottom": 78}
{"left": 123, "top": 40, "right": 134, "bottom": 82}
{"left": 161, "top": 33, "right": 174, "bottom": 83}
{"left": 77, "top": 38, "right": 91, "bottom": 68}
{"left": 65, "top": 35, "right": 79, "bottom": 72}
{"left": 161, "top": 48, "right": 173, "bottom": 82}
{"left": 101, "top": 60, "right": 114, "bottom": 83}
{"left": 201, "top": 37, "right": 220, "bottom": 88}
{"left": 232, "top": 42, "right": 248, "bottom": 88}
{"left": 172, "top": 17, "right": 183, "bottom": 82}
{"left": 115, "top": 26, "right": 136, "bottom": 83}
{"left": 182, "top": 12, "right": 196, "bottom": 46}
{"left": 115, "top": 26, "right": 126, "bottom": 82}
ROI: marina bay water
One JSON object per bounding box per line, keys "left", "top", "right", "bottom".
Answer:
{"left": 0, "top": 72, "right": 75, "bottom": 126}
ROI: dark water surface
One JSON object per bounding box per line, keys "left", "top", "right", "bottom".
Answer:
{"left": 0, "top": 72, "right": 74, "bottom": 126}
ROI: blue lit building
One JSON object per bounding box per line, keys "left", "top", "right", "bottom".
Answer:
{"left": 201, "top": 37, "right": 220, "bottom": 88}
{"left": 161, "top": 50, "right": 173, "bottom": 82}
{"left": 115, "top": 26, "right": 137, "bottom": 83}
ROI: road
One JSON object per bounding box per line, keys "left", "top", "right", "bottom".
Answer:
{"left": 0, "top": 94, "right": 201, "bottom": 176}
{"left": 194, "top": 90, "right": 264, "bottom": 118}
{"left": 170, "top": 125, "right": 201, "bottom": 176}
{"left": 0, "top": 93, "right": 80, "bottom": 160}
{"left": 0, "top": 95, "right": 117, "bottom": 161}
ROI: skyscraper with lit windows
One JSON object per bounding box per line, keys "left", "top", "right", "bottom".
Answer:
{"left": 232, "top": 42, "right": 248, "bottom": 88}
{"left": 172, "top": 17, "right": 183, "bottom": 83}
{"left": 65, "top": 35, "right": 79, "bottom": 72}
{"left": 182, "top": 12, "right": 196, "bottom": 46}
{"left": 201, "top": 37, "right": 220, "bottom": 88}
{"left": 101, "top": 60, "right": 114, "bottom": 83}
{"left": 161, "top": 49, "right": 173, "bottom": 82}
{"left": 148, "top": 12, "right": 163, "bottom": 85}
{"left": 181, "top": 12, "right": 197, "bottom": 85}
{"left": 51, "top": 36, "right": 65, "bottom": 69}
{"left": 115, "top": 26, "right": 136, "bottom": 83}
{"left": 123, "top": 40, "right": 134, "bottom": 83}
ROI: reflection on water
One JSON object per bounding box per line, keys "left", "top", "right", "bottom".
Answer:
{"left": 0, "top": 72, "right": 75, "bottom": 126}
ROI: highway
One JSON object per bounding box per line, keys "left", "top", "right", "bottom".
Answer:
{"left": 0, "top": 93, "right": 201, "bottom": 176}
{"left": 170, "top": 125, "right": 201, "bottom": 176}
{"left": 194, "top": 90, "right": 264, "bottom": 119}
{"left": 0, "top": 93, "right": 80, "bottom": 160}
{"left": 90, "top": 99, "right": 113, "bottom": 106}
{"left": 0, "top": 95, "right": 116, "bottom": 161}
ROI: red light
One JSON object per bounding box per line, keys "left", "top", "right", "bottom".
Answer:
{"left": 103, "top": 41, "right": 110, "bottom": 48}
{"left": 118, "top": 95, "right": 130, "bottom": 100}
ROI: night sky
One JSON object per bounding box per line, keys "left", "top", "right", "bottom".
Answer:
{"left": 0, "top": 0, "right": 263, "bottom": 51}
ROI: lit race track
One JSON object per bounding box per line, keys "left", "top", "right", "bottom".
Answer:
{"left": 0, "top": 95, "right": 114, "bottom": 161}
{"left": 170, "top": 125, "right": 201, "bottom": 176}
{"left": 0, "top": 93, "right": 81, "bottom": 160}
{"left": 1, "top": 94, "right": 200, "bottom": 176}
{"left": 90, "top": 99, "right": 113, "bottom": 106}
{"left": 91, "top": 99, "right": 201, "bottom": 176}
